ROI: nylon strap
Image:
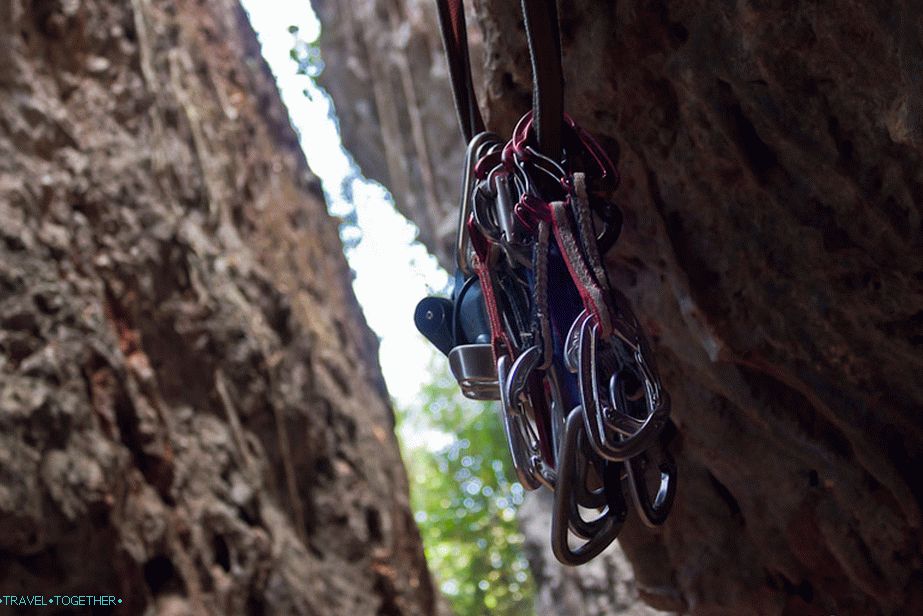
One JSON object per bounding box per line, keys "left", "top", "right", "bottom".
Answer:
{"left": 436, "top": 0, "right": 485, "bottom": 143}
{"left": 570, "top": 173, "right": 609, "bottom": 288}
{"left": 469, "top": 220, "right": 513, "bottom": 359}
{"left": 437, "top": 0, "right": 564, "bottom": 154}
{"left": 531, "top": 220, "right": 554, "bottom": 370}
{"left": 520, "top": 0, "right": 564, "bottom": 159}
{"left": 549, "top": 174, "right": 614, "bottom": 337}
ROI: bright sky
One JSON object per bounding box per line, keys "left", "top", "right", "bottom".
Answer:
{"left": 240, "top": 2, "right": 451, "bottom": 412}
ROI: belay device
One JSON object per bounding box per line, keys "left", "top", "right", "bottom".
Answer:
{"left": 414, "top": 0, "right": 677, "bottom": 565}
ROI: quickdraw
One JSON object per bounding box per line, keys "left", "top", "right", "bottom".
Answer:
{"left": 415, "top": 0, "right": 677, "bottom": 566}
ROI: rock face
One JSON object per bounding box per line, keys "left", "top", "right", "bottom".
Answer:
{"left": 0, "top": 1, "right": 435, "bottom": 614}
{"left": 315, "top": 1, "right": 923, "bottom": 614}
{"left": 312, "top": 0, "right": 469, "bottom": 268}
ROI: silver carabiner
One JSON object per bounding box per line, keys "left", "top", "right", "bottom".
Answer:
{"left": 494, "top": 173, "right": 533, "bottom": 269}
{"left": 577, "top": 314, "right": 671, "bottom": 461}
{"left": 563, "top": 309, "right": 591, "bottom": 373}
{"left": 497, "top": 354, "right": 542, "bottom": 490}
{"left": 503, "top": 345, "right": 542, "bottom": 410}
{"left": 498, "top": 351, "right": 568, "bottom": 491}
{"left": 456, "top": 132, "right": 502, "bottom": 276}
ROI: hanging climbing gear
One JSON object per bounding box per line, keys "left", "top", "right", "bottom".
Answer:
{"left": 415, "top": 0, "right": 677, "bottom": 565}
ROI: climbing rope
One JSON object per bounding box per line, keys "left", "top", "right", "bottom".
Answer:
{"left": 416, "top": 0, "right": 676, "bottom": 565}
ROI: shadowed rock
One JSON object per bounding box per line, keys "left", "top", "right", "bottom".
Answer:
{"left": 316, "top": 0, "right": 923, "bottom": 614}
{"left": 0, "top": 1, "right": 435, "bottom": 614}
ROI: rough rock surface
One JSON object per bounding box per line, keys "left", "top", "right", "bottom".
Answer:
{"left": 0, "top": 0, "right": 436, "bottom": 614}
{"left": 316, "top": 1, "right": 923, "bottom": 614}
{"left": 312, "top": 0, "right": 469, "bottom": 268}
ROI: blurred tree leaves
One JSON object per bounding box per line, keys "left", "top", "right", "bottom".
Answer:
{"left": 397, "top": 357, "right": 534, "bottom": 616}
{"left": 288, "top": 24, "right": 325, "bottom": 84}
{"left": 288, "top": 23, "right": 364, "bottom": 251}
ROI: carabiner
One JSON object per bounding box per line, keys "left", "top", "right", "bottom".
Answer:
{"left": 457, "top": 132, "right": 503, "bottom": 276}
{"left": 578, "top": 314, "right": 670, "bottom": 461}
{"left": 498, "top": 355, "right": 543, "bottom": 490}
{"left": 625, "top": 425, "right": 677, "bottom": 528}
{"left": 551, "top": 407, "right": 626, "bottom": 566}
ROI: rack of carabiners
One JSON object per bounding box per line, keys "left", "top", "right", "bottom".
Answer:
{"left": 415, "top": 0, "right": 677, "bottom": 565}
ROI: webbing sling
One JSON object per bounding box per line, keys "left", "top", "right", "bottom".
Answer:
{"left": 436, "top": 0, "right": 564, "bottom": 152}
{"left": 435, "top": 0, "right": 485, "bottom": 143}
{"left": 520, "top": 0, "right": 564, "bottom": 158}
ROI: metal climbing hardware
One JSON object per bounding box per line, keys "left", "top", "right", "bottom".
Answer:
{"left": 415, "top": 0, "right": 677, "bottom": 566}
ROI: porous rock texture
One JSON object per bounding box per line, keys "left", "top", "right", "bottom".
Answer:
{"left": 0, "top": 1, "right": 436, "bottom": 614}
{"left": 315, "top": 1, "right": 923, "bottom": 614}
{"left": 312, "top": 0, "right": 469, "bottom": 269}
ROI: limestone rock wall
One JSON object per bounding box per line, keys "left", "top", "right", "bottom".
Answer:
{"left": 0, "top": 0, "right": 435, "bottom": 614}
{"left": 315, "top": 1, "right": 923, "bottom": 614}
{"left": 312, "top": 0, "right": 470, "bottom": 268}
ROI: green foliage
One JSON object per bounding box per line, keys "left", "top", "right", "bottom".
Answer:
{"left": 288, "top": 24, "right": 325, "bottom": 84}
{"left": 397, "top": 357, "right": 534, "bottom": 616}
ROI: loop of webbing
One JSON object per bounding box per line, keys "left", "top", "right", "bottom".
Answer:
{"left": 520, "top": 0, "right": 564, "bottom": 159}
{"left": 549, "top": 195, "right": 614, "bottom": 338}
{"left": 436, "top": 0, "right": 485, "bottom": 144}
{"left": 437, "top": 0, "right": 564, "bottom": 154}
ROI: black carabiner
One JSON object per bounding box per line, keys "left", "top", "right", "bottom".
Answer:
{"left": 551, "top": 407, "right": 625, "bottom": 565}
{"left": 625, "top": 422, "right": 678, "bottom": 528}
